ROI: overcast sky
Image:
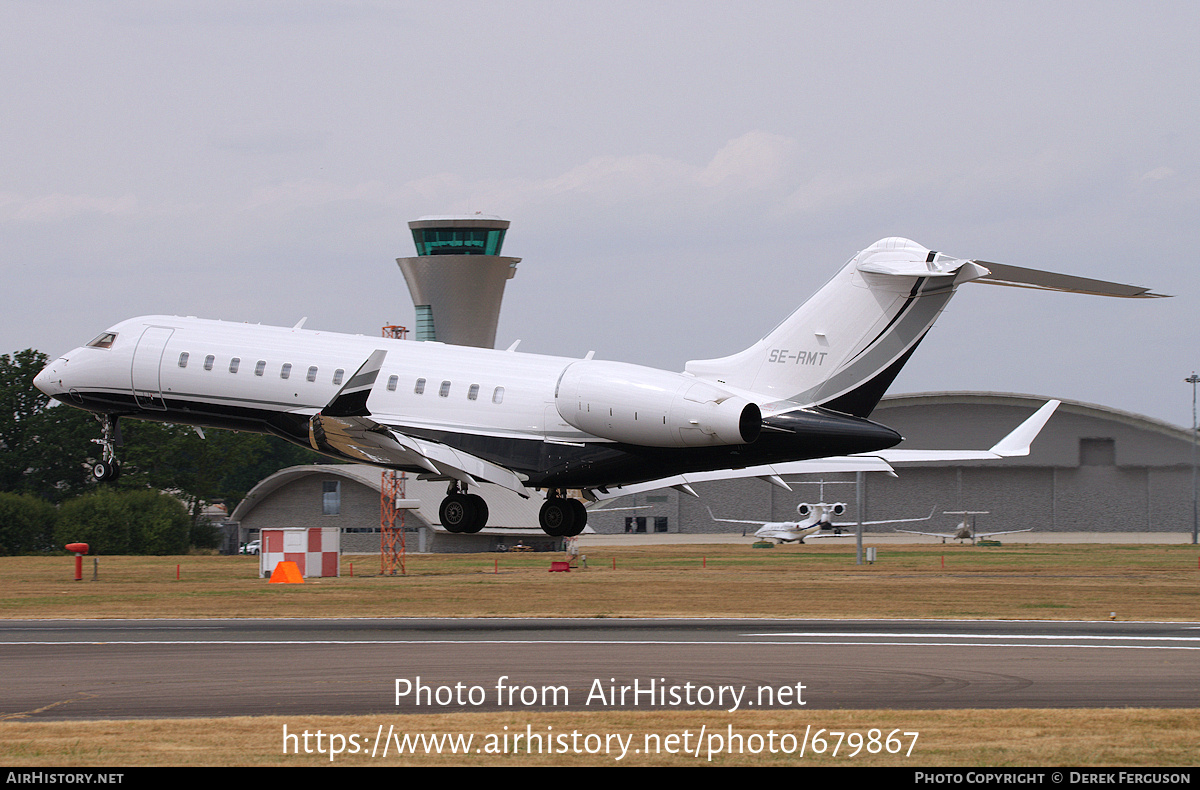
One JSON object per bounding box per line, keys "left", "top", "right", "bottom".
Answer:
{"left": 3, "top": 1, "right": 1197, "bottom": 426}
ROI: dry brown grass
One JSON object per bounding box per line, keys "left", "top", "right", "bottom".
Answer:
{"left": 2, "top": 709, "right": 1198, "bottom": 766}
{"left": 2, "top": 543, "right": 1198, "bottom": 621}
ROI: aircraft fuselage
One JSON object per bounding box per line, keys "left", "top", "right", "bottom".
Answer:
{"left": 35, "top": 315, "right": 903, "bottom": 490}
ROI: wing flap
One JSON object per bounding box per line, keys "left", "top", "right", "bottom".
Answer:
{"left": 310, "top": 413, "right": 530, "bottom": 497}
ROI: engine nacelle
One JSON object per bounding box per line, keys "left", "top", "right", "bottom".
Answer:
{"left": 554, "top": 360, "right": 761, "bottom": 448}
{"left": 796, "top": 502, "right": 846, "bottom": 517}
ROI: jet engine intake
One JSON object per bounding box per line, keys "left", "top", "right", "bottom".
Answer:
{"left": 555, "top": 360, "right": 761, "bottom": 448}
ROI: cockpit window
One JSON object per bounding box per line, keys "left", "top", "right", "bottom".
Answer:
{"left": 87, "top": 333, "right": 117, "bottom": 349}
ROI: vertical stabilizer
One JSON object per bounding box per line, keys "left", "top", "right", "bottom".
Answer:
{"left": 685, "top": 238, "right": 987, "bottom": 416}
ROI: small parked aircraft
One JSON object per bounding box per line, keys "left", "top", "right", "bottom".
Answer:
{"left": 896, "top": 511, "right": 1032, "bottom": 544}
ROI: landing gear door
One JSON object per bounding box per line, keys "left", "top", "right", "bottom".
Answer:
{"left": 131, "top": 326, "right": 174, "bottom": 410}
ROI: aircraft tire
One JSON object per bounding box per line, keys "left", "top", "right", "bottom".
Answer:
{"left": 439, "top": 494, "right": 476, "bottom": 534}
{"left": 462, "top": 494, "right": 488, "bottom": 534}
{"left": 539, "top": 499, "right": 575, "bottom": 537}
{"left": 565, "top": 498, "right": 588, "bottom": 537}
{"left": 92, "top": 460, "right": 120, "bottom": 483}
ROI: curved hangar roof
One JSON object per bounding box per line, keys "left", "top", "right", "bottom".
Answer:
{"left": 231, "top": 463, "right": 545, "bottom": 530}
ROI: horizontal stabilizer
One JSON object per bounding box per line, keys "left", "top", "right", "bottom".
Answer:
{"left": 974, "top": 261, "right": 1168, "bottom": 298}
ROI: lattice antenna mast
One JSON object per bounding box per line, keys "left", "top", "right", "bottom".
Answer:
{"left": 380, "top": 324, "right": 408, "bottom": 575}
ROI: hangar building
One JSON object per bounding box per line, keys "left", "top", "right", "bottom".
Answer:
{"left": 231, "top": 463, "right": 556, "bottom": 554}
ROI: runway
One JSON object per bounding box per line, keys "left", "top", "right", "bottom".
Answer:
{"left": 1, "top": 618, "right": 1197, "bottom": 720}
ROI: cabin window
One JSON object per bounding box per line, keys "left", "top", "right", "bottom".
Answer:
{"left": 492, "top": 386, "right": 504, "bottom": 404}
{"left": 322, "top": 481, "right": 340, "bottom": 516}
{"left": 86, "top": 332, "right": 117, "bottom": 349}
{"left": 439, "top": 380, "right": 451, "bottom": 398}
{"left": 254, "top": 360, "right": 266, "bottom": 377}
{"left": 280, "top": 363, "right": 292, "bottom": 380}
{"left": 468, "top": 384, "right": 479, "bottom": 401}
{"left": 177, "top": 352, "right": 189, "bottom": 368}
{"left": 387, "top": 375, "right": 398, "bottom": 392}
{"left": 333, "top": 369, "right": 344, "bottom": 386}
{"left": 414, "top": 378, "right": 426, "bottom": 395}
{"left": 229, "top": 357, "right": 240, "bottom": 374}
{"left": 204, "top": 355, "right": 215, "bottom": 371}
{"left": 307, "top": 366, "right": 318, "bottom": 382}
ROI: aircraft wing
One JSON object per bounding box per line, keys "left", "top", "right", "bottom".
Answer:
{"left": 864, "top": 399, "right": 1060, "bottom": 463}
{"left": 590, "top": 400, "right": 1058, "bottom": 501}
{"left": 589, "top": 455, "right": 896, "bottom": 501}
{"left": 308, "top": 350, "right": 530, "bottom": 497}
{"left": 893, "top": 529, "right": 958, "bottom": 538}
{"left": 704, "top": 506, "right": 772, "bottom": 527}
{"left": 976, "top": 529, "right": 1034, "bottom": 537}
{"left": 859, "top": 507, "right": 937, "bottom": 526}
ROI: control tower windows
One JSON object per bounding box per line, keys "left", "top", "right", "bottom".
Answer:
{"left": 412, "top": 226, "right": 506, "bottom": 256}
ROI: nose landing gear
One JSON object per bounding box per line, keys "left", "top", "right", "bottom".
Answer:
{"left": 90, "top": 415, "right": 122, "bottom": 482}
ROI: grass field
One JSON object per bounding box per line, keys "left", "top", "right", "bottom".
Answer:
{"left": 2, "top": 542, "right": 1198, "bottom": 767}
{"left": 3, "top": 542, "right": 1198, "bottom": 620}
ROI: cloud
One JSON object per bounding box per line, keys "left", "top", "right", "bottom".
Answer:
{"left": 228, "top": 131, "right": 804, "bottom": 224}
{"left": 0, "top": 192, "right": 139, "bottom": 222}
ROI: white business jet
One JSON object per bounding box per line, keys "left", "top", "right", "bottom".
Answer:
{"left": 709, "top": 502, "right": 937, "bottom": 544}
{"left": 707, "top": 480, "right": 937, "bottom": 543}
{"left": 33, "top": 237, "right": 1162, "bottom": 538}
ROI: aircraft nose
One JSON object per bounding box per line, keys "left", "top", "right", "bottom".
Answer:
{"left": 33, "top": 361, "right": 61, "bottom": 397}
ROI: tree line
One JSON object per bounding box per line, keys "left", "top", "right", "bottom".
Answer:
{"left": 0, "top": 349, "right": 319, "bottom": 555}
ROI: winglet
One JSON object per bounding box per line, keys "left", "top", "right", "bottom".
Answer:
{"left": 988, "top": 399, "right": 1060, "bottom": 457}
{"left": 322, "top": 350, "right": 387, "bottom": 417}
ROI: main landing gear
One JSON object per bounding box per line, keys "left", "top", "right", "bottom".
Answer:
{"left": 436, "top": 484, "right": 589, "bottom": 538}
{"left": 438, "top": 482, "right": 489, "bottom": 534}
{"left": 539, "top": 490, "right": 587, "bottom": 537}
{"left": 90, "top": 415, "right": 122, "bottom": 482}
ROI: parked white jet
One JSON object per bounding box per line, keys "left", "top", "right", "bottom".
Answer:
{"left": 706, "top": 478, "right": 937, "bottom": 543}
{"left": 33, "top": 237, "right": 1162, "bottom": 538}
{"left": 709, "top": 501, "right": 937, "bottom": 544}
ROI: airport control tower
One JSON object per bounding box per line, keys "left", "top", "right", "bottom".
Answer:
{"left": 396, "top": 214, "right": 520, "bottom": 348}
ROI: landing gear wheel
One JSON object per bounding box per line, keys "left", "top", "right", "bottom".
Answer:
{"left": 566, "top": 498, "right": 588, "bottom": 537}
{"left": 92, "top": 459, "right": 120, "bottom": 482}
{"left": 539, "top": 498, "right": 576, "bottom": 537}
{"left": 462, "top": 494, "right": 488, "bottom": 534}
{"left": 439, "top": 494, "right": 476, "bottom": 534}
